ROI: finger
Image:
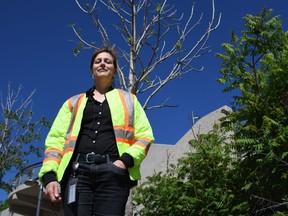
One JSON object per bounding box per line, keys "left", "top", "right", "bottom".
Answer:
{"left": 45, "top": 182, "right": 61, "bottom": 202}
{"left": 53, "top": 184, "right": 59, "bottom": 198}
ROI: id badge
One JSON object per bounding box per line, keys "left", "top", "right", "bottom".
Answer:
{"left": 67, "top": 177, "right": 78, "bottom": 205}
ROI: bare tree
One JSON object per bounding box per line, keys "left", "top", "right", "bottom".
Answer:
{"left": 71, "top": 0, "right": 221, "bottom": 110}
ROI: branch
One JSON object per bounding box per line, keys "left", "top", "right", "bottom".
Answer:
{"left": 142, "top": 0, "right": 221, "bottom": 109}
{"left": 251, "top": 195, "right": 288, "bottom": 215}
{"left": 70, "top": 25, "right": 97, "bottom": 49}
{"left": 74, "top": 0, "right": 97, "bottom": 14}
{"left": 145, "top": 97, "right": 179, "bottom": 110}
{"left": 72, "top": 0, "right": 222, "bottom": 110}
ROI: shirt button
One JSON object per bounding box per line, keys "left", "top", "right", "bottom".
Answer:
{"left": 99, "top": 112, "right": 102, "bottom": 115}
{"left": 93, "top": 140, "right": 96, "bottom": 143}
{"left": 95, "top": 131, "right": 98, "bottom": 133}
{"left": 97, "top": 122, "right": 100, "bottom": 125}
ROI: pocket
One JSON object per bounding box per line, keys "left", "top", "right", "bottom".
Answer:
{"left": 109, "top": 164, "right": 130, "bottom": 186}
{"left": 110, "top": 163, "right": 128, "bottom": 175}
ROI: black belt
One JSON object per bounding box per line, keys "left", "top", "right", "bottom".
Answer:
{"left": 78, "top": 152, "right": 118, "bottom": 164}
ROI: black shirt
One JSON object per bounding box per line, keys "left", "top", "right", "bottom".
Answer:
{"left": 77, "top": 95, "right": 118, "bottom": 155}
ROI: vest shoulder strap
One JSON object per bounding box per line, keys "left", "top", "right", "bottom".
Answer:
{"left": 68, "top": 93, "right": 85, "bottom": 113}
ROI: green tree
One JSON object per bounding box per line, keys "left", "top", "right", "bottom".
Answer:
{"left": 133, "top": 125, "right": 239, "bottom": 215}
{"left": 0, "top": 84, "right": 51, "bottom": 206}
{"left": 216, "top": 8, "right": 288, "bottom": 215}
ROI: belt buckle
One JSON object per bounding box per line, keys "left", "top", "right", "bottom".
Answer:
{"left": 86, "top": 152, "right": 95, "bottom": 163}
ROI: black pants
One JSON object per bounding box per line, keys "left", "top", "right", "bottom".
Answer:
{"left": 62, "top": 162, "right": 131, "bottom": 216}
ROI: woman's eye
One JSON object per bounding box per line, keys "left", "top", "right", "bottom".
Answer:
{"left": 94, "top": 59, "right": 112, "bottom": 64}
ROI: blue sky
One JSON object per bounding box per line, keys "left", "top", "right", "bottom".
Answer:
{"left": 0, "top": 0, "right": 287, "bottom": 201}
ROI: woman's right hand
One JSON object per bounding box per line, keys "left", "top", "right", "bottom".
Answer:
{"left": 45, "top": 181, "right": 62, "bottom": 203}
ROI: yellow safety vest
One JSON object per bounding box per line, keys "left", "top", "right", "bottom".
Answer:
{"left": 38, "top": 88, "right": 154, "bottom": 182}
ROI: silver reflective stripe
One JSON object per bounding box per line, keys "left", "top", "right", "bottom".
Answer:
{"left": 114, "top": 129, "right": 134, "bottom": 140}
{"left": 119, "top": 90, "right": 134, "bottom": 127}
{"left": 136, "top": 139, "right": 151, "bottom": 147}
{"left": 45, "top": 151, "right": 62, "bottom": 160}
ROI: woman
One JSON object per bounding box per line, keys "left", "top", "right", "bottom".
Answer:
{"left": 38, "top": 47, "right": 154, "bottom": 216}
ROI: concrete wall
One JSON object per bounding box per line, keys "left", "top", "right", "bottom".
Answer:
{"left": 140, "top": 105, "right": 231, "bottom": 182}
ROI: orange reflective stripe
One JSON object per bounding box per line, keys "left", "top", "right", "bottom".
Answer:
{"left": 117, "top": 89, "right": 135, "bottom": 127}
{"left": 64, "top": 148, "right": 75, "bottom": 154}
{"left": 64, "top": 136, "right": 78, "bottom": 144}
{"left": 113, "top": 126, "right": 135, "bottom": 132}
{"left": 45, "top": 148, "right": 63, "bottom": 155}
{"left": 66, "top": 93, "right": 85, "bottom": 139}
{"left": 74, "top": 94, "right": 84, "bottom": 115}
{"left": 137, "top": 137, "right": 152, "bottom": 144}
{"left": 118, "top": 90, "right": 130, "bottom": 127}
{"left": 116, "top": 137, "right": 134, "bottom": 145}
{"left": 68, "top": 93, "right": 84, "bottom": 112}
{"left": 43, "top": 157, "right": 60, "bottom": 165}
{"left": 64, "top": 141, "right": 77, "bottom": 149}
{"left": 134, "top": 142, "right": 146, "bottom": 149}
{"left": 114, "top": 129, "right": 134, "bottom": 142}
{"left": 68, "top": 97, "right": 73, "bottom": 112}
{"left": 70, "top": 93, "right": 85, "bottom": 113}
{"left": 135, "top": 138, "right": 152, "bottom": 153}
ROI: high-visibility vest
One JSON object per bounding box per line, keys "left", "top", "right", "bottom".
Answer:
{"left": 38, "top": 88, "right": 154, "bottom": 182}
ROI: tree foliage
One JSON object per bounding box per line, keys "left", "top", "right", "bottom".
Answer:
{"left": 0, "top": 84, "right": 51, "bottom": 199}
{"left": 133, "top": 7, "right": 288, "bottom": 215}
{"left": 216, "top": 8, "right": 288, "bottom": 215}
{"left": 133, "top": 125, "right": 239, "bottom": 215}
{"left": 72, "top": 0, "right": 221, "bottom": 109}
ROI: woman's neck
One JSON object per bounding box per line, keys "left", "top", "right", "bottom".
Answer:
{"left": 94, "top": 81, "right": 112, "bottom": 94}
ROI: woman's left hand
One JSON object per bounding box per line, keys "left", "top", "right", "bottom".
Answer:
{"left": 113, "top": 160, "right": 126, "bottom": 169}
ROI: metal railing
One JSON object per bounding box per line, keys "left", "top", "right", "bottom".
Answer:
{"left": 13, "top": 162, "right": 42, "bottom": 188}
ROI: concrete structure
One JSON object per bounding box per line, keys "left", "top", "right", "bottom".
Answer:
{"left": 8, "top": 182, "right": 62, "bottom": 216}
{"left": 0, "top": 105, "right": 231, "bottom": 216}
{"left": 140, "top": 105, "right": 231, "bottom": 182}
{"left": 4, "top": 163, "right": 63, "bottom": 216}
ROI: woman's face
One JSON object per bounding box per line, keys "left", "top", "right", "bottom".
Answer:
{"left": 92, "top": 52, "right": 117, "bottom": 81}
